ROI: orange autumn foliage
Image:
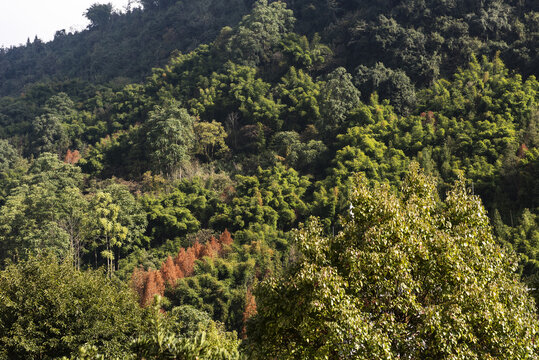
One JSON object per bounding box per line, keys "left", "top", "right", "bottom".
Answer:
{"left": 175, "top": 247, "right": 196, "bottom": 277}
{"left": 131, "top": 230, "right": 234, "bottom": 306}
{"left": 201, "top": 236, "right": 221, "bottom": 258}
{"left": 141, "top": 270, "right": 165, "bottom": 306}
{"left": 220, "top": 229, "right": 233, "bottom": 246}
{"left": 192, "top": 241, "right": 204, "bottom": 259}
{"left": 242, "top": 288, "right": 257, "bottom": 339}
{"left": 518, "top": 143, "right": 529, "bottom": 158}
{"left": 64, "top": 149, "right": 81, "bottom": 164}
{"left": 161, "top": 256, "right": 181, "bottom": 286}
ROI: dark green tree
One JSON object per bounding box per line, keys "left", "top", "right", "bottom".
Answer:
{"left": 271, "top": 131, "right": 327, "bottom": 173}
{"left": 141, "top": 188, "right": 202, "bottom": 246}
{"left": 30, "top": 114, "right": 68, "bottom": 157}
{"left": 355, "top": 62, "right": 417, "bottom": 114}
{"left": 84, "top": 3, "right": 114, "bottom": 29}
{"left": 145, "top": 101, "right": 194, "bottom": 178}
{"left": 317, "top": 67, "right": 361, "bottom": 137}
{"left": 227, "top": 0, "right": 295, "bottom": 66}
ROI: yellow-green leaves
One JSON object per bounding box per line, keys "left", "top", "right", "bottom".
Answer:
{"left": 0, "top": 255, "right": 143, "bottom": 359}
{"left": 89, "top": 191, "right": 129, "bottom": 278}
{"left": 248, "top": 165, "right": 539, "bottom": 359}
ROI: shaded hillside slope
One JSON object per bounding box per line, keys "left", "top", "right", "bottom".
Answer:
{"left": 0, "top": 0, "right": 537, "bottom": 99}
{"left": 0, "top": 0, "right": 255, "bottom": 96}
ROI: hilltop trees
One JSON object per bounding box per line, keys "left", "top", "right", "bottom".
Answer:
{"left": 247, "top": 164, "right": 539, "bottom": 359}
{"left": 228, "top": 0, "right": 295, "bottom": 66}
{"left": 84, "top": 3, "right": 114, "bottom": 29}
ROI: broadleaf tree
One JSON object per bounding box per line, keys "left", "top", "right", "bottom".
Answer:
{"left": 247, "top": 163, "right": 539, "bottom": 359}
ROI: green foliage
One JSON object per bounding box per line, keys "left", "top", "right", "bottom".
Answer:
{"left": 248, "top": 164, "right": 539, "bottom": 359}
{"left": 145, "top": 101, "right": 194, "bottom": 178}
{"left": 0, "top": 0, "right": 538, "bottom": 354}
{"left": 210, "top": 163, "right": 310, "bottom": 231}
{"left": 210, "top": 174, "right": 277, "bottom": 232}
{"left": 0, "top": 139, "right": 19, "bottom": 173}
{"left": 227, "top": 0, "right": 295, "bottom": 67}
{"left": 355, "top": 62, "right": 417, "bottom": 114}
{"left": 0, "top": 183, "right": 71, "bottom": 261}
{"left": 142, "top": 189, "right": 202, "bottom": 246}
{"left": 332, "top": 96, "right": 410, "bottom": 186}
{"left": 317, "top": 67, "right": 361, "bottom": 137}
{"left": 60, "top": 344, "right": 107, "bottom": 360}
{"left": 256, "top": 163, "right": 310, "bottom": 229}
{"left": 0, "top": 255, "right": 143, "bottom": 359}
{"left": 494, "top": 208, "right": 539, "bottom": 303}
{"left": 349, "top": 15, "right": 442, "bottom": 86}
{"left": 0, "top": 139, "right": 25, "bottom": 205}
{"left": 191, "top": 62, "right": 283, "bottom": 132}
{"left": 88, "top": 191, "right": 129, "bottom": 277}
{"left": 277, "top": 67, "right": 321, "bottom": 131}
{"left": 280, "top": 33, "right": 332, "bottom": 71}
{"left": 0, "top": 0, "right": 252, "bottom": 97}
{"left": 271, "top": 131, "right": 327, "bottom": 173}
{"left": 418, "top": 55, "right": 538, "bottom": 204}
{"left": 82, "top": 183, "right": 149, "bottom": 273}
{"left": 166, "top": 274, "right": 234, "bottom": 325}
{"left": 102, "top": 183, "right": 148, "bottom": 251}
{"left": 84, "top": 3, "right": 114, "bottom": 29}
{"left": 193, "top": 120, "right": 230, "bottom": 161}
{"left": 27, "top": 89, "right": 80, "bottom": 157}
{"left": 132, "top": 298, "right": 241, "bottom": 359}
{"left": 78, "top": 127, "right": 146, "bottom": 179}
{"left": 27, "top": 152, "right": 83, "bottom": 188}
{"left": 30, "top": 114, "right": 68, "bottom": 156}
{"left": 318, "top": 56, "right": 538, "bottom": 231}
{"left": 0, "top": 153, "right": 85, "bottom": 262}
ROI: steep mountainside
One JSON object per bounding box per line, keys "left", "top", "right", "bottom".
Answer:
{"left": 0, "top": 0, "right": 255, "bottom": 96}
{"left": 1, "top": 0, "right": 537, "bottom": 98}
{"left": 0, "top": 0, "right": 538, "bottom": 358}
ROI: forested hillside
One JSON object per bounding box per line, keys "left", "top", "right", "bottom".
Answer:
{"left": 2, "top": 0, "right": 537, "bottom": 98}
{"left": 0, "top": 0, "right": 538, "bottom": 358}
{"left": 0, "top": 0, "right": 256, "bottom": 96}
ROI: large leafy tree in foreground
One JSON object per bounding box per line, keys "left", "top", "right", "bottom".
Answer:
{"left": 0, "top": 255, "right": 143, "bottom": 359}
{"left": 247, "top": 164, "right": 539, "bottom": 359}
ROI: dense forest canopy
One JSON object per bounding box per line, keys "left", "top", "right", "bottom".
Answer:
{"left": 1, "top": 0, "right": 537, "bottom": 98}
{"left": 0, "top": 0, "right": 538, "bottom": 358}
